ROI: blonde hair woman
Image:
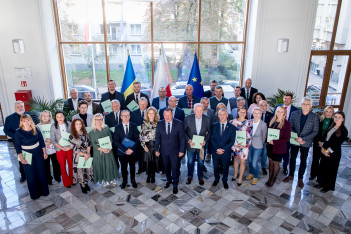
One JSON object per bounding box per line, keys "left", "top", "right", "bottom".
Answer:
{"left": 14, "top": 114, "right": 49, "bottom": 199}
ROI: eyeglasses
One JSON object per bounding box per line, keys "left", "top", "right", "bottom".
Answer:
{"left": 121, "top": 115, "right": 130, "bottom": 118}
{"left": 95, "top": 119, "right": 103, "bottom": 121}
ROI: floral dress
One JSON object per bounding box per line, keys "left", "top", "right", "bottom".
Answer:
{"left": 69, "top": 133, "right": 93, "bottom": 185}
{"left": 140, "top": 121, "right": 160, "bottom": 175}
{"left": 230, "top": 119, "right": 252, "bottom": 160}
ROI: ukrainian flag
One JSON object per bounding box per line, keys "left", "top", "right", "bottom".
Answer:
{"left": 121, "top": 55, "right": 137, "bottom": 99}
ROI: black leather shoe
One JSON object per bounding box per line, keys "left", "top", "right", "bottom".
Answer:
{"left": 150, "top": 177, "right": 155, "bottom": 183}
{"left": 199, "top": 178, "right": 204, "bottom": 185}
{"left": 203, "top": 165, "right": 207, "bottom": 172}
{"left": 186, "top": 177, "right": 192, "bottom": 185}
{"left": 164, "top": 182, "right": 171, "bottom": 188}
{"left": 314, "top": 184, "right": 322, "bottom": 189}
{"left": 120, "top": 181, "right": 127, "bottom": 189}
{"left": 19, "top": 177, "right": 26, "bottom": 183}
{"left": 48, "top": 181, "right": 53, "bottom": 185}
{"left": 66, "top": 185, "right": 71, "bottom": 188}
{"left": 321, "top": 188, "right": 329, "bottom": 193}
{"left": 173, "top": 186, "right": 178, "bottom": 194}
{"left": 80, "top": 184, "right": 87, "bottom": 194}
{"left": 237, "top": 182, "right": 242, "bottom": 187}
{"left": 223, "top": 182, "right": 229, "bottom": 189}
{"left": 85, "top": 184, "right": 91, "bottom": 191}
{"left": 146, "top": 177, "right": 150, "bottom": 183}
{"left": 212, "top": 181, "right": 219, "bottom": 186}
{"left": 262, "top": 168, "right": 267, "bottom": 175}
{"left": 283, "top": 167, "right": 288, "bottom": 175}
{"left": 131, "top": 180, "right": 137, "bottom": 188}
{"left": 231, "top": 177, "right": 237, "bottom": 181}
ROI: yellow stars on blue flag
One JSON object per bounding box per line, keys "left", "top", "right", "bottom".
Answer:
{"left": 192, "top": 77, "right": 197, "bottom": 82}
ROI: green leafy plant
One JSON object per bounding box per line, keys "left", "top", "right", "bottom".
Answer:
{"left": 266, "top": 89, "right": 297, "bottom": 111}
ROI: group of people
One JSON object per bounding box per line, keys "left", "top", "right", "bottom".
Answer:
{"left": 4, "top": 78, "right": 348, "bottom": 199}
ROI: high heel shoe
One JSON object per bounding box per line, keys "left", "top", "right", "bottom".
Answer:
{"left": 231, "top": 177, "right": 237, "bottom": 181}
{"left": 237, "top": 182, "right": 242, "bottom": 186}
{"left": 80, "top": 184, "right": 87, "bottom": 194}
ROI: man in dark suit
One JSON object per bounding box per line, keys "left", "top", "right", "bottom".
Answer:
{"left": 211, "top": 108, "right": 236, "bottom": 189}
{"left": 209, "top": 86, "right": 229, "bottom": 111}
{"left": 84, "top": 91, "right": 100, "bottom": 115}
{"left": 113, "top": 110, "right": 140, "bottom": 189}
{"left": 64, "top": 88, "right": 83, "bottom": 111}
{"left": 151, "top": 87, "right": 169, "bottom": 110}
{"left": 258, "top": 100, "right": 273, "bottom": 175}
{"left": 184, "top": 104, "right": 211, "bottom": 185}
{"left": 283, "top": 97, "right": 319, "bottom": 188}
{"left": 200, "top": 97, "right": 215, "bottom": 166}
{"left": 100, "top": 80, "right": 126, "bottom": 113}
{"left": 229, "top": 86, "right": 248, "bottom": 110}
{"left": 105, "top": 100, "right": 121, "bottom": 168}
{"left": 4, "top": 101, "right": 38, "bottom": 183}
{"left": 125, "top": 81, "right": 150, "bottom": 108}
{"left": 177, "top": 84, "right": 200, "bottom": 109}
{"left": 204, "top": 80, "right": 218, "bottom": 98}
{"left": 155, "top": 108, "right": 185, "bottom": 194}
{"left": 240, "top": 78, "right": 258, "bottom": 106}
{"left": 159, "top": 96, "right": 185, "bottom": 121}
{"left": 273, "top": 91, "right": 299, "bottom": 174}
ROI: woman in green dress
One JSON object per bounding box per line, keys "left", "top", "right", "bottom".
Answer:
{"left": 89, "top": 113, "right": 119, "bottom": 187}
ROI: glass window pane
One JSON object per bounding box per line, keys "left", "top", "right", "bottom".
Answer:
{"left": 57, "top": 0, "right": 104, "bottom": 42}
{"left": 334, "top": 0, "right": 351, "bottom": 50}
{"left": 153, "top": 0, "right": 199, "bottom": 41}
{"left": 311, "top": 0, "right": 337, "bottom": 50}
{"left": 306, "top": 56, "right": 327, "bottom": 106}
{"left": 62, "top": 44, "right": 107, "bottom": 99}
{"left": 201, "top": 0, "right": 247, "bottom": 42}
{"left": 199, "top": 44, "right": 242, "bottom": 97}
{"left": 109, "top": 44, "right": 152, "bottom": 96}
{"left": 105, "top": 0, "right": 150, "bottom": 42}
{"left": 325, "top": 56, "right": 349, "bottom": 105}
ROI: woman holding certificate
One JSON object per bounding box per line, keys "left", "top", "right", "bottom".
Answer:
{"left": 89, "top": 114, "right": 118, "bottom": 187}
{"left": 51, "top": 111, "right": 73, "bottom": 188}
{"left": 265, "top": 106, "right": 291, "bottom": 187}
{"left": 317, "top": 111, "right": 348, "bottom": 193}
{"left": 230, "top": 107, "right": 252, "bottom": 186}
{"left": 15, "top": 114, "right": 49, "bottom": 200}
{"left": 140, "top": 107, "right": 159, "bottom": 183}
{"left": 37, "top": 110, "right": 61, "bottom": 185}
{"left": 69, "top": 119, "right": 93, "bottom": 194}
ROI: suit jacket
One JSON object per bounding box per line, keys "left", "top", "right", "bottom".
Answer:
{"left": 289, "top": 110, "right": 319, "bottom": 148}
{"left": 113, "top": 122, "right": 140, "bottom": 155}
{"left": 65, "top": 98, "right": 83, "bottom": 111}
{"left": 151, "top": 97, "right": 169, "bottom": 109}
{"left": 177, "top": 95, "right": 200, "bottom": 109}
{"left": 261, "top": 111, "right": 273, "bottom": 126}
{"left": 105, "top": 111, "right": 121, "bottom": 128}
{"left": 50, "top": 122, "right": 71, "bottom": 151}
{"left": 125, "top": 92, "right": 150, "bottom": 108}
{"left": 211, "top": 122, "right": 236, "bottom": 155}
{"left": 130, "top": 109, "right": 146, "bottom": 126}
{"left": 240, "top": 87, "right": 258, "bottom": 106}
{"left": 155, "top": 119, "right": 185, "bottom": 156}
{"left": 159, "top": 107, "right": 185, "bottom": 122}
{"left": 100, "top": 91, "right": 126, "bottom": 112}
{"left": 90, "top": 102, "right": 101, "bottom": 115}
{"left": 72, "top": 114, "right": 94, "bottom": 127}
{"left": 270, "top": 120, "right": 291, "bottom": 155}
{"left": 251, "top": 120, "right": 267, "bottom": 149}
{"left": 184, "top": 114, "right": 211, "bottom": 152}
{"left": 322, "top": 127, "right": 348, "bottom": 158}
{"left": 273, "top": 104, "right": 298, "bottom": 121}
{"left": 4, "top": 112, "right": 39, "bottom": 140}
{"left": 228, "top": 97, "right": 248, "bottom": 110}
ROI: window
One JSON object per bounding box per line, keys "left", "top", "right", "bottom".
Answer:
{"left": 131, "top": 45, "right": 142, "bottom": 55}
{"left": 325, "top": 17, "right": 334, "bottom": 32}
{"left": 108, "top": 44, "right": 118, "bottom": 55}
{"left": 130, "top": 24, "right": 141, "bottom": 35}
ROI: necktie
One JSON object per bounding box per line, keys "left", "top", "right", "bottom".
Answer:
{"left": 167, "top": 123, "right": 171, "bottom": 135}
{"left": 115, "top": 113, "right": 118, "bottom": 122}
{"left": 261, "top": 113, "right": 265, "bottom": 121}
{"left": 136, "top": 94, "right": 139, "bottom": 103}
{"left": 125, "top": 125, "right": 129, "bottom": 136}
{"left": 141, "top": 111, "right": 144, "bottom": 120}
{"left": 246, "top": 89, "right": 250, "bottom": 100}
{"left": 221, "top": 124, "right": 224, "bottom": 137}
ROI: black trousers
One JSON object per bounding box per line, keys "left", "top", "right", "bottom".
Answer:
{"left": 119, "top": 154, "right": 137, "bottom": 182}
{"left": 289, "top": 145, "right": 310, "bottom": 179}
{"left": 318, "top": 153, "right": 341, "bottom": 191}
{"left": 310, "top": 142, "right": 322, "bottom": 179}
{"left": 112, "top": 146, "right": 120, "bottom": 169}
{"left": 137, "top": 145, "right": 145, "bottom": 172}
{"left": 19, "top": 162, "right": 26, "bottom": 179}
{"left": 44, "top": 153, "right": 61, "bottom": 183}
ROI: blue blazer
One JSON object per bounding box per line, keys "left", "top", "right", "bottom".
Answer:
{"left": 4, "top": 112, "right": 39, "bottom": 140}
{"left": 104, "top": 111, "right": 121, "bottom": 128}
{"left": 130, "top": 109, "right": 144, "bottom": 126}
{"left": 177, "top": 95, "right": 200, "bottom": 109}
{"left": 210, "top": 122, "right": 236, "bottom": 155}
{"left": 155, "top": 119, "right": 185, "bottom": 156}
{"left": 151, "top": 97, "right": 169, "bottom": 110}
{"left": 113, "top": 122, "right": 140, "bottom": 155}
{"left": 273, "top": 104, "right": 298, "bottom": 121}
{"left": 159, "top": 107, "right": 185, "bottom": 122}
{"left": 100, "top": 91, "right": 126, "bottom": 112}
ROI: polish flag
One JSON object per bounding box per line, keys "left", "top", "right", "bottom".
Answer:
{"left": 151, "top": 47, "right": 172, "bottom": 100}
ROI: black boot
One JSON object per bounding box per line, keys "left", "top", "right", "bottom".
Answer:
{"left": 265, "top": 160, "right": 274, "bottom": 187}
{"left": 80, "top": 184, "right": 87, "bottom": 194}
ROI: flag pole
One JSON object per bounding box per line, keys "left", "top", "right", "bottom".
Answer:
{"left": 127, "top": 49, "right": 130, "bottom": 56}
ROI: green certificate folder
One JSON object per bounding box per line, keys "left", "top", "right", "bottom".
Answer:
{"left": 58, "top": 132, "right": 70, "bottom": 147}
{"left": 127, "top": 100, "right": 140, "bottom": 112}
{"left": 236, "top": 130, "right": 246, "bottom": 146}
{"left": 290, "top": 132, "right": 300, "bottom": 146}
{"left": 110, "top": 127, "right": 115, "bottom": 133}
{"left": 137, "top": 126, "right": 141, "bottom": 132}
{"left": 39, "top": 124, "right": 51, "bottom": 140}
{"left": 192, "top": 135, "right": 205, "bottom": 149}
{"left": 183, "top": 108, "right": 192, "bottom": 116}
{"left": 98, "top": 136, "right": 112, "bottom": 149}
{"left": 267, "top": 128, "right": 280, "bottom": 142}
{"left": 18, "top": 150, "right": 32, "bottom": 165}
{"left": 101, "top": 99, "right": 112, "bottom": 113}
{"left": 77, "top": 157, "right": 93, "bottom": 168}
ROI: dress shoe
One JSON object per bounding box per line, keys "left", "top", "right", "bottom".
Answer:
{"left": 131, "top": 180, "right": 137, "bottom": 188}
{"left": 173, "top": 186, "right": 178, "bottom": 194}
{"left": 231, "top": 177, "right": 237, "bottom": 181}
{"left": 283, "top": 176, "right": 293, "bottom": 183}
{"left": 320, "top": 188, "right": 329, "bottom": 193}
{"left": 262, "top": 168, "right": 267, "bottom": 175}
{"left": 146, "top": 177, "right": 151, "bottom": 183}
{"left": 309, "top": 176, "right": 316, "bottom": 181}
{"left": 150, "top": 177, "right": 155, "bottom": 183}
{"left": 48, "top": 180, "right": 53, "bottom": 185}
{"left": 80, "top": 184, "right": 87, "bottom": 194}
{"left": 186, "top": 177, "right": 192, "bottom": 185}
{"left": 237, "top": 182, "right": 242, "bottom": 186}
{"left": 314, "top": 183, "right": 322, "bottom": 189}
{"left": 164, "top": 182, "right": 171, "bottom": 188}
{"left": 85, "top": 184, "right": 91, "bottom": 191}
{"left": 203, "top": 165, "right": 207, "bottom": 172}
{"left": 283, "top": 167, "right": 288, "bottom": 175}
{"left": 120, "top": 181, "right": 127, "bottom": 189}
{"left": 205, "top": 154, "right": 211, "bottom": 162}
{"left": 66, "top": 185, "right": 71, "bottom": 188}
{"left": 19, "top": 177, "right": 26, "bottom": 183}
{"left": 251, "top": 178, "right": 258, "bottom": 185}
{"left": 223, "top": 182, "right": 229, "bottom": 189}
{"left": 246, "top": 174, "right": 254, "bottom": 180}
{"left": 298, "top": 179, "right": 304, "bottom": 188}
{"left": 199, "top": 178, "right": 204, "bottom": 185}
{"left": 212, "top": 181, "right": 219, "bottom": 186}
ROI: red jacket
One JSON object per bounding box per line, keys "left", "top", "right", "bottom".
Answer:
{"left": 271, "top": 120, "right": 291, "bottom": 155}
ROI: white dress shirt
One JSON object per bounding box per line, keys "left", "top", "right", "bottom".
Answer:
{"left": 195, "top": 116, "right": 202, "bottom": 135}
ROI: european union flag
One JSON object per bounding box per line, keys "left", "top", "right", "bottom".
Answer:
{"left": 121, "top": 55, "right": 137, "bottom": 99}
{"left": 186, "top": 53, "right": 204, "bottom": 98}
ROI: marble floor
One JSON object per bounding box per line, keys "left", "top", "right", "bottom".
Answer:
{"left": 1, "top": 141, "right": 351, "bottom": 234}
